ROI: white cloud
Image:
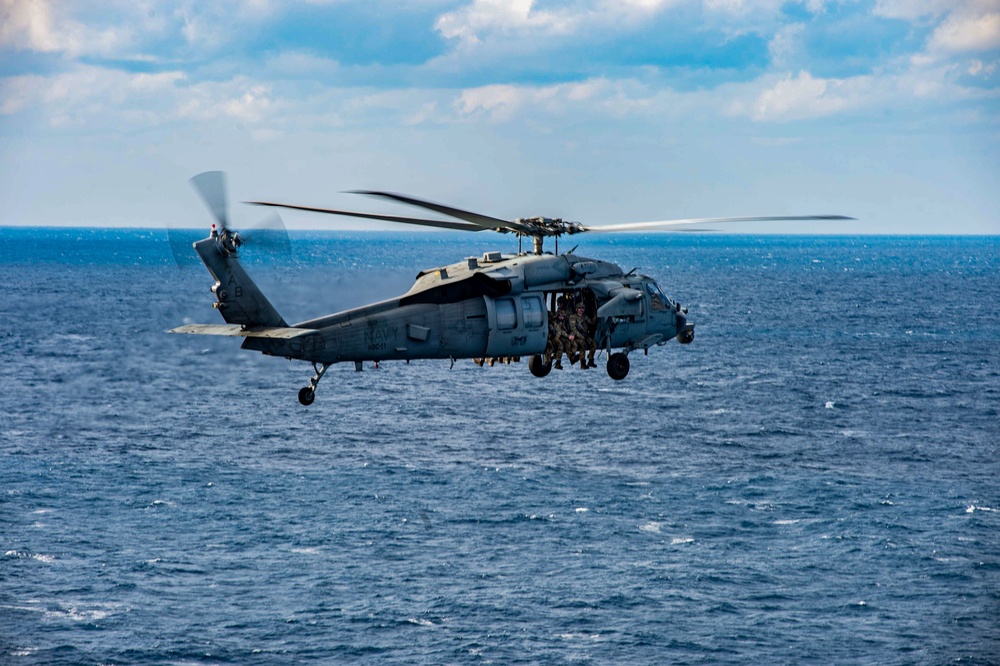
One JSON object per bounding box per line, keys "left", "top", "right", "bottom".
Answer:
{"left": 0, "top": 0, "right": 290, "bottom": 60}
{"left": 2, "top": 58, "right": 991, "bottom": 137}
{"left": 930, "top": 11, "right": 1000, "bottom": 52}
{"left": 703, "top": 0, "right": 784, "bottom": 14}
{"left": 873, "top": 0, "right": 957, "bottom": 20}
{"left": 435, "top": 0, "right": 577, "bottom": 44}
{"left": 767, "top": 23, "right": 805, "bottom": 69}
{"left": 0, "top": 0, "right": 153, "bottom": 58}
{"left": 967, "top": 58, "right": 998, "bottom": 75}
{"left": 433, "top": 0, "right": 692, "bottom": 47}
{"left": 456, "top": 82, "right": 560, "bottom": 120}
{"left": 616, "top": 0, "right": 673, "bottom": 9}
{"left": 454, "top": 78, "right": 656, "bottom": 122}
{"left": 740, "top": 71, "right": 869, "bottom": 121}
{"left": 1, "top": 1, "right": 996, "bottom": 136}
{"left": 0, "top": 74, "right": 45, "bottom": 114}
{"left": 0, "top": 64, "right": 283, "bottom": 129}
{"left": 730, "top": 57, "right": 996, "bottom": 123}
{"left": 0, "top": 0, "right": 60, "bottom": 51}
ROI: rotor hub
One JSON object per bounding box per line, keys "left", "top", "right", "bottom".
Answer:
{"left": 514, "top": 216, "right": 586, "bottom": 238}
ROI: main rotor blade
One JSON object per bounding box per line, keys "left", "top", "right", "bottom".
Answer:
{"left": 190, "top": 171, "right": 229, "bottom": 230}
{"left": 246, "top": 201, "right": 486, "bottom": 232}
{"left": 583, "top": 214, "right": 855, "bottom": 233}
{"left": 350, "top": 191, "right": 524, "bottom": 233}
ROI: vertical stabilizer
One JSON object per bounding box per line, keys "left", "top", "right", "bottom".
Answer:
{"left": 195, "top": 236, "right": 287, "bottom": 328}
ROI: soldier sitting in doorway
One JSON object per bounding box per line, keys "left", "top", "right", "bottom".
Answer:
{"left": 580, "top": 288, "right": 599, "bottom": 368}
{"left": 569, "top": 303, "right": 597, "bottom": 369}
{"left": 551, "top": 296, "right": 578, "bottom": 370}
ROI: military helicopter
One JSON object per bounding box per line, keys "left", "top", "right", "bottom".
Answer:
{"left": 169, "top": 172, "right": 851, "bottom": 405}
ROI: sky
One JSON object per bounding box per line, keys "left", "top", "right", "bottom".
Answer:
{"left": 0, "top": 0, "right": 998, "bottom": 234}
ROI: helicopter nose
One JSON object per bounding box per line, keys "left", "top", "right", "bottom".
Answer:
{"left": 673, "top": 302, "right": 687, "bottom": 326}
{"left": 673, "top": 304, "right": 695, "bottom": 344}
{"left": 677, "top": 316, "right": 695, "bottom": 344}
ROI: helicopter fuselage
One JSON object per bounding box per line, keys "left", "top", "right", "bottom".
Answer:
{"left": 170, "top": 230, "right": 694, "bottom": 403}
{"left": 170, "top": 169, "right": 848, "bottom": 404}
{"left": 235, "top": 248, "right": 691, "bottom": 365}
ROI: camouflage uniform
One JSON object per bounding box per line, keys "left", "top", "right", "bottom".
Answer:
{"left": 569, "top": 307, "right": 595, "bottom": 369}
{"left": 585, "top": 310, "right": 599, "bottom": 367}
{"left": 580, "top": 289, "right": 599, "bottom": 368}
{"left": 551, "top": 302, "right": 577, "bottom": 369}
{"left": 544, "top": 316, "right": 558, "bottom": 364}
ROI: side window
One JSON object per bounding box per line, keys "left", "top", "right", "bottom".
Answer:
{"left": 522, "top": 296, "right": 544, "bottom": 328}
{"left": 496, "top": 298, "right": 517, "bottom": 330}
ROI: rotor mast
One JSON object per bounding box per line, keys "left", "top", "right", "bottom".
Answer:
{"left": 532, "top": 235, "right": 544, "bottom": 255}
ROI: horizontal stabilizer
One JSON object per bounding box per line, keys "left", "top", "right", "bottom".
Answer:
{"left": 168, "top": 324, "right": 315, "bottom": 339}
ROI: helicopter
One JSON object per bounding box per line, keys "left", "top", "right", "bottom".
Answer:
{"left": 169, "top": 171, "right": 852, "bottom": 405}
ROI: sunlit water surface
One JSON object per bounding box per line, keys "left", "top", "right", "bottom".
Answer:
{"left": 2, "top": 229, "right": 998, "bottom": 664}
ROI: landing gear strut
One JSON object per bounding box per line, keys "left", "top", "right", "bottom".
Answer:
{"left": 298, "top": 361, "right": 330, "bottom": 406}
{"left": 607, "top": 352, "right": 630, "bottom": 380}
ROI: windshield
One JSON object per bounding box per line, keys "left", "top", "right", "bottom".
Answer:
{"left": 645, "top": 282, "right": 670, "bottom": 312}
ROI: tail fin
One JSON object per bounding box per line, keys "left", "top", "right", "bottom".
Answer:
{"left": 194, "top": 236, "right": 286, "bottom": 327}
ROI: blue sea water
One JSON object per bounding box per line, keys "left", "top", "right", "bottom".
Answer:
{"left": 1, "top": 228, "right": 999, "bottom": 664}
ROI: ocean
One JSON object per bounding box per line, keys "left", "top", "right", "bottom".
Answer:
{"left": 2, "top": 228, "right": 998, "bottom": 664}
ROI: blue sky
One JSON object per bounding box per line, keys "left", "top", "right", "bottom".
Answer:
{"left": 1, "top": 0, "right": 998, "bottom": 233}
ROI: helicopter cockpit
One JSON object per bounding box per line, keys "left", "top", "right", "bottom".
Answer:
{"left": 645, "top": 281, "right": 671, "bottom": 312}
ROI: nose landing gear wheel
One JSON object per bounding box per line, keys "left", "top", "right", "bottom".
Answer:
{"left": 607, "top": 352, "right": 630, "bottom": 380}
{"left": 298, "top": 387, "right": 315, "bottom": 406}
{"left": 528, "top": 354, "right": 552, "bottom": 378}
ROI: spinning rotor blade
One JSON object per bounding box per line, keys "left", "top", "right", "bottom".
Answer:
{"left": 167, "top": 226, "right": 204, "bottom": 266}
{"left": 350, "top": 191, "right": 529, "bottom": 234}
{"left": 190, "top": 171, "right": 230, "bottom": 230}
{"left": 583, "top": 214, "right": 855, "bottom": 233}
{"left": 169, "top": 171, "right": 292, "bottom": 267}
{"left": 241, "top": 213, "right": 291, "bottom": 255}
{"left": 246, "top": 201, "right": 486, "bottom": 232}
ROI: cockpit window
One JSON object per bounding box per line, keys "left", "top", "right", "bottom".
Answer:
{"left": 646, "top": 282, "right": 670, "bottom": 312}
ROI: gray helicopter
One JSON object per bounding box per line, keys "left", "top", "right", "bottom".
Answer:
{"left": 170, "top": 172, "right": 851, "bottom": 405}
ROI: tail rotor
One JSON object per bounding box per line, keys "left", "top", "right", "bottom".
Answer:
{"left": 168, "top": 171, "right": 290, "bottom": 266}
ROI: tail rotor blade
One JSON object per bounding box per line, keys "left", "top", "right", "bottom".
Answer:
{"left": 242, "top": 213, "right": 291, "bottom": 256}
{"left": 190, "top": 171, "right": 230, "bottom": 230}
{"left": 166, "top": 226, "right": 203, "bottom": 267}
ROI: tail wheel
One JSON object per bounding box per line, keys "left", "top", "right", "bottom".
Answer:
{"left": 528, "top": 354, "right": 552, "bottom": 378}
{"left": 607, "top": 353, "right": 630, "bottom": 380}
